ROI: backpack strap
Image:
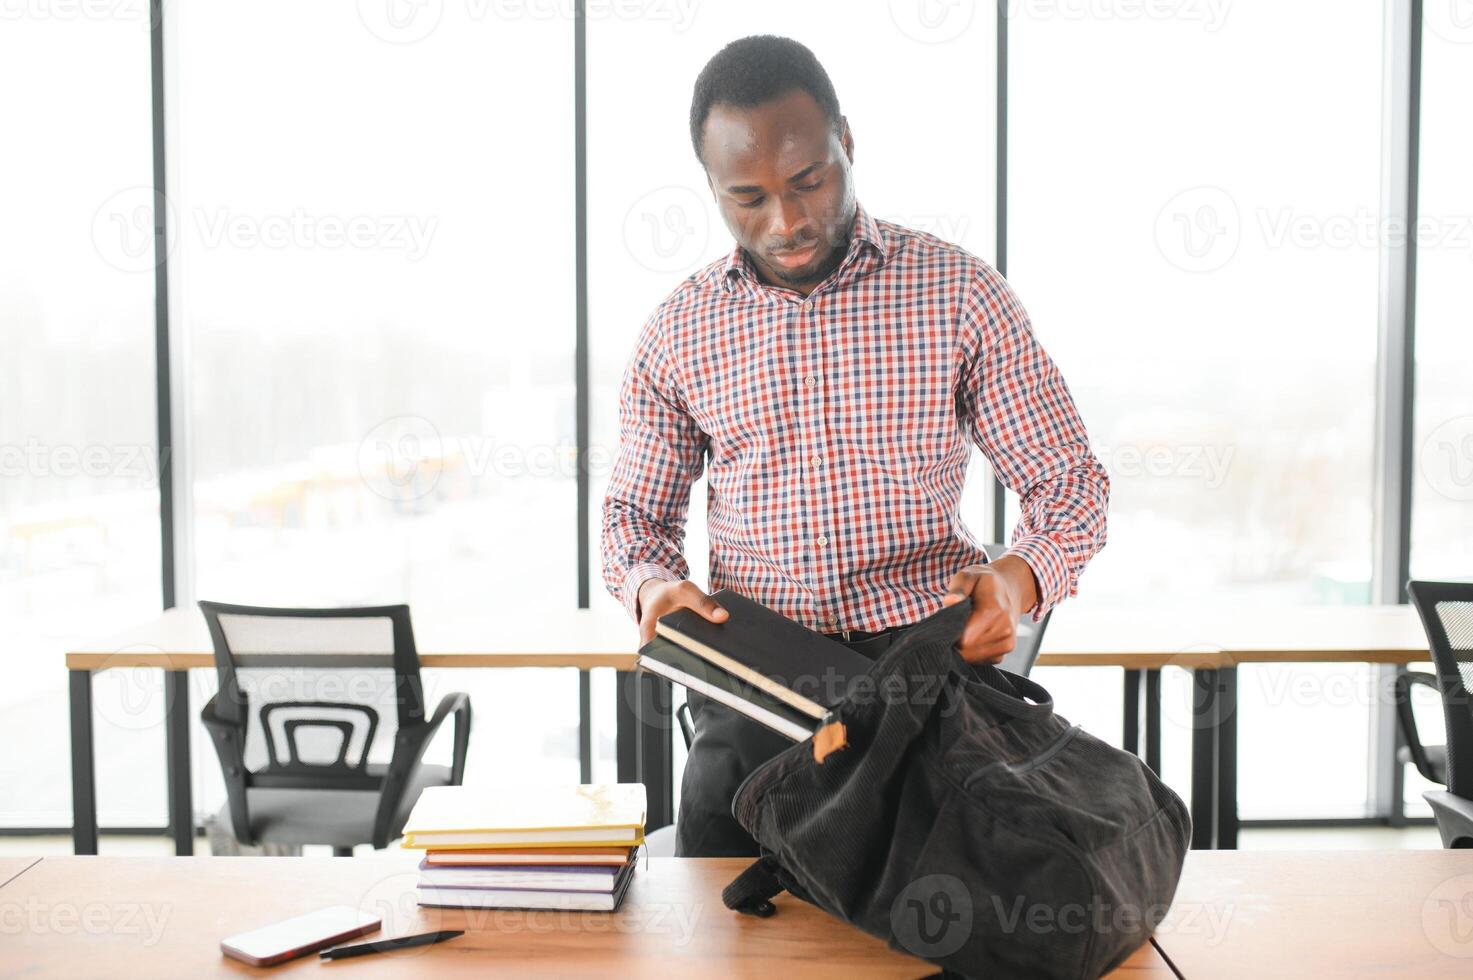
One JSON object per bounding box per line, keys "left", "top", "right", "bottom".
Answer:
{"left": 721, "top": 856, "right": 785, "bottom": 917}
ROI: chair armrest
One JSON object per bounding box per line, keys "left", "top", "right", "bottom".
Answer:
{"left": 676, "top": 702, "right": 694, "bottom": 752}
{"left": 372, "top": 692, "right": 473, "bottom": 848}
{"left": 424, "top": 692, "right": 473, "bottom": 785}
{"left": 199, "top": 694, "right": 255, "bottom": 846}
{"left": 1395, "top": 671, "right": 1443, "bottom": 785}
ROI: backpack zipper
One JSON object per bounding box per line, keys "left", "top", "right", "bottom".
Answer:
{"left": 963, "top": 724, "right": 1082, "bottom": 789}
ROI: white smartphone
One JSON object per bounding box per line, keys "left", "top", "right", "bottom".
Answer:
{"left": 220, "top": 905, "right": 382, "bottom": 967}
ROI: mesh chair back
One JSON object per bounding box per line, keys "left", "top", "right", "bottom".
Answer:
{"left": 200, "top": 602, "right": 425, "bottom": 785}
{"left": 1407, "top": 581, "right": 1473, "bottom": 799}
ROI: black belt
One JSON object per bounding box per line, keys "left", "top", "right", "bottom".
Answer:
{"left": 821, "top": 623, "right": 912, "bottom": 644}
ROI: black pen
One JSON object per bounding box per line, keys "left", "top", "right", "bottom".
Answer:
{"left": 319, "top": 929, "right": 464, "bottom": 960}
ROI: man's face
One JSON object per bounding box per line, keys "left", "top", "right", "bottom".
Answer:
{"left": 700, "top": 88, "right": 856, "bottom": 294}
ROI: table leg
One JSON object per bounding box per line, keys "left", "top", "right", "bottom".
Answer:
{"left": 1190, "top": 668, "right": 1220, "bottom": 849}
{"left": 1123, "top": 669, "right": 1141, "bottom": 755}
{"left": 1145, "top": 669, "right": 1162, "bottom": 774}
{"left": 615, "top": 670, "right": 674, "bottom": 831}
{"left": 1216, "top": 667, "right": 1238, "bottom": 849}
{"left": 69, "top": 669, "right": 98, "bottom": 855}
{"left": 164, "top": 671, "right": 193, "bottom": 856}
{"left": 578, "top": 669, "right": 593, "bottom": 784}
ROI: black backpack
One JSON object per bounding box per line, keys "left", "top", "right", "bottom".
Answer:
{"left": 722, "top": 596, "right": 1191, "bottom": 980}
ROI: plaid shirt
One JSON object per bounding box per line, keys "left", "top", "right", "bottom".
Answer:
{"left": 601, "top": 201, "right": 1109, "bottom": 633}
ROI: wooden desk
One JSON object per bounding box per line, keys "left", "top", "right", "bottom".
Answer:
{"left": 0, "top": 855, "right": 1171, "bottom": 978}
{"left": 0, "top": 856, "right": 42, "bottom": 888}
{"left": 66, "top": 605, "right": 1429, "bottom": 855}
{"left": 1154, "top": 849, "right": 1473, "bottom": 978}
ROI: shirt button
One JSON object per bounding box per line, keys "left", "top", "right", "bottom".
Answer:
{"left": 816, "top": 534, "right": 828, "bottom": 546}
{"left": 809, "top": 454, "right": 823, "bottom": 468}
{"left": 804, "top": 375, "right": 817, "bottom": 388}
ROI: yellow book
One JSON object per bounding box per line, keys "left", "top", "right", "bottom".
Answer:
{"left": 400, "top": 783, "right": 648, "bottom": 850}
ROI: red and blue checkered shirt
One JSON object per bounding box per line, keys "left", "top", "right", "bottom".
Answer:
{"left": 601, "top": 201, "right": 1109, "bottom": 633}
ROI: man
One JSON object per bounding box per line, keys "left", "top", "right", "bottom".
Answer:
{"left": 601, "top": 35, "right": 1109, "bottom": 857}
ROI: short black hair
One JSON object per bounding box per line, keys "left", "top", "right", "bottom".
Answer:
{"left": 689, "top": 35, "right": 842, "bottom": 166}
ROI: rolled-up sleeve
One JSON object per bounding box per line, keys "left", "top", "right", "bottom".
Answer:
{"left": 956, "top": 265, "right": 1110, "bottom": 621}
{"left": 600, "top": 311, "right": 709, "bottom": 623}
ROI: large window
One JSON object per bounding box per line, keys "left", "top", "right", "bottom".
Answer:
{"left": 1, "top": 0, "right": 1461, "bottom": 840}
{"left": 1404, "top": 5, "right": 1473, "bottom": 816}
{"left": 1411, "top": 6, "right": 1473, "bottom": 581}
{"left": 1010, "top": 1, "right": 1385, "bottom": 817}
{"left": 0, "top": 16, "right": 161, "bottom": 827}
{"left": 172, "top": 2, "right": 581, "bottom": 803}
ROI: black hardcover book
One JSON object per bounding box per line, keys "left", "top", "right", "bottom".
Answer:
{"left": 636, "top": 635, "right": 818, "bottom": 741}
{"left": 650, "top": 589, "right": 877, "bottom": 720}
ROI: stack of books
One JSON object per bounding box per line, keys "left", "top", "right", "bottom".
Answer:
{"left": 400, "top": 783, "right": 646, "bottom": 912}
{"left": 636, "top": 588, "right": 873, "bottom": 744}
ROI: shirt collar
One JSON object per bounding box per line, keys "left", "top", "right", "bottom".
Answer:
{"left": 720, "top": 200, "right": 890, "bottom": 292}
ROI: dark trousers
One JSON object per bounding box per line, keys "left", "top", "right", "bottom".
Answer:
{"left": 673, "top": 625, "right": 915, "bottom": 858}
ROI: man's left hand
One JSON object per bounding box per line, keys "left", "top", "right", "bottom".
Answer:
{"left": 940, "top": 555, "right": 1041, "bottom": 664}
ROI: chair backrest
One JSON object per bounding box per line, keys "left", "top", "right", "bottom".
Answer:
{"left": 198, "top": 601, "right": 425, "bottom": 787}
{"left": 983, "top": 543, "right": 1053, "bottom": 678}
{"left": 1407, "top": 581, "right": 1473, "bottom": 799}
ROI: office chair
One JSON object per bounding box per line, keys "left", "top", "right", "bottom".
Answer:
{"left": 1394, "top": 670, "right": 1447, "bottom": 785}
{"left": 198, "top": 601, "right": 472, "bottom": 855}
{"left": 1406, "top": 581, "right": 1473, "bottom": 848}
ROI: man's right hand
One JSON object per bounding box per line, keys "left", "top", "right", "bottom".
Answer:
{"left": 637, "top": 578, "right": 728, "bottom": 646}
